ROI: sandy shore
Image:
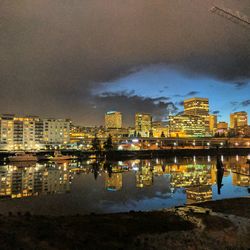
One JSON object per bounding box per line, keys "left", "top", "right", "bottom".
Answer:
{"left": 0, "top": 197, "right": 249, "bottom": 249}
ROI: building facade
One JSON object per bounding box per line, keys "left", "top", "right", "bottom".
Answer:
{"left": 43, "top": 118, "right": 71, "bottom": 145}
{"left": 135, "top": 113, "right": 152, "bottom": 137}
{"left": 216, "top": 122, "right": 228, "bottom": 136}
{"left": 0, "top": 114, "right": 70, "bottom": 150}
{"left": 169, "top": 115, "right": 206, "bottom": 137}
{"left": 105, "top": 111, "right": 122, "bottom": 129}
{"left": 230, "top": 111, "right": 248, "bottom": 129}
{"left": 209, "top": 114, "right": 217, "bottom": 134}
{"left": 184, "top": 97, "right": 209, "bottom": 116}
{"left": 184, "top": 97, "right": 210, "bottom": 135}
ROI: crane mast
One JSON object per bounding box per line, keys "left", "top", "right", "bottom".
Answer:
{"left": 210, "top": 6, "right": 250, "bottom": 28}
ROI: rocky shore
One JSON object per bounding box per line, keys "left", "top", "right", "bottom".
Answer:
{"left": 0, "top": 197, "right": 249, "bottom": 249}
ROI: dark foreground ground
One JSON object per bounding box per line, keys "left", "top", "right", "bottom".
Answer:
{"left": 0, "top": 197, "right": 249, "bottom": 250}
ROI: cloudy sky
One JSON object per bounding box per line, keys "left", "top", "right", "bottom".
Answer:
{"left": 0, "top": 0, "right": 249, "bottom": 126}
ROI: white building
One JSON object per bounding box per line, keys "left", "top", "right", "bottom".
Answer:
{"left": 43, "top": 118, "right": 70, "bottom": 145}
{"left": 0, "top": 114, "right": 14, "bottom": 150}
{"left": 0, "top": 114, "right": 71, "bottom": 150}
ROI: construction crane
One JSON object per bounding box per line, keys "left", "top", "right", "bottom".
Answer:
{"left": 210, "top": 6, "right": 250, "bottom": 29}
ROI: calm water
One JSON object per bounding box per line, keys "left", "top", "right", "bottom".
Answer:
{"left": 0, "top": 155, "right": 249, "bottom": 215}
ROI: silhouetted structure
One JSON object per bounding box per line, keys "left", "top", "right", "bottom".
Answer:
{"left": 216, "top": 156, "right": 224, "bottom": 194}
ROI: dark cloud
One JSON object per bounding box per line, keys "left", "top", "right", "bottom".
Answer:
{"left": 230, "top": 99, "right": 250, "bottom": 111}
{"left": 241, "top": 99, "right": 250, "bottom": 107}
{"left": 173, "top": 91, "right": 199, "bottom": 99}
{"left": 151, "top": 97, "right": 171, "bottom": 103}
{"left": 0, "top": 0, "right": 249, "bottom": 124}
{"left": 94, "top": 91, "right": 177, "bottom": 126}
{"left": 233, "top": 81, "right": 249, "bottom": 89}
{"left": 185, "top": 91, "right": 200, "bottom": 97}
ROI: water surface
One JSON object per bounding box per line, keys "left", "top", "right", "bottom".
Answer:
{"left": 0, "top": 155, "right": 249, "bottom": 215}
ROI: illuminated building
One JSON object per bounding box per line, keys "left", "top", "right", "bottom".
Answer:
{"left": 0, "top": 114, "right": 44, "bottom": 150}
{"left": 230, "top": 111, "right": 248, "bottom": 128}
{"left": 152, "top": 121, "right": 169, "bottom": 137}
{"left": 216, "top": 122, "right": 228, "bottom": 136}
{"left": 0, "top": 114, "right": 14, "bottom": 150}
{"left": 209, "top": 114, "right": 217, "bottom": 134}
{"left": 104, "top": 173, "right": 122, "bottom": 191}
{"left": 230, "top": 111, "right": 248, "bottom": 136}
{"left": 0, "top": 114, "right": 71, "bottom": 150}
{"left": 105, "top": 111, "right": 122, "bottom": 129}
{"left": 15, "top": 116, "right": 44, "bottom": 150}
{"left": 105, "top": 128, "right": 129, "bottom": 138}
{"left": 70, "top": 126, "right": 106, "bottom": 140}
{"left": 184, "top": 97, "right": 210, "bottom": 135}
{"left": 169, "top": 115, "right": 206, "bottom": 137}
{"left": 217, "top": 122, "right": 228, "bottom": 129}
{"left": 43, "top": 118, "right": 71, "bottom": 145}
{"left": 135, "top": 113, "right": 152, "bottom": 137}
{"left": 184, "top": 97, "right": 209, "bottom": 116}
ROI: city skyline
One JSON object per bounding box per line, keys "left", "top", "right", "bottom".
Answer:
{"left": 1, "top": 97, "right": 248, "bottom": 128}
{"left": 0, "top": 2, "right": 249, "bottom": 248}
{"left": 0, "top": 1, "right": 249, "bottom": 125}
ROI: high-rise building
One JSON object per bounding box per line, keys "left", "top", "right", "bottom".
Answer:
{"left": 209, "top": 114, "right": 217, "bottom": 134}
{"left": 169, "top": 115, "right": 206, "bottom": 137}
{"left": 230, "top": 111, "right": 248, "bottom": 129}
{"left": 184, "top": 97, "right": 209, "bottom": 116}
{"left": 135, "top": 113, "right": 152, "bottom": 137}
{"left": 184, "top": 97, "right": 210, "bottom": 135}
{"left": 105, "top": 111, "right": 122, "bottom": 129}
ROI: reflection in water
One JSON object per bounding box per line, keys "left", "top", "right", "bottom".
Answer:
{"left": 216, "top": 156, "right": 224, "bottom": 195}
{"left": 105, "top": 173, "right": 122, "bottom": 191}
{"left": 136, "top": 162, "right": 153, "bottom": 188}
{"left": 186, "top": 186, "right": 212, "bottom": 204}
{"left": 216, "top": 168, "right": 224, "bottom": 195}
{"left": 0, "top": 162, "right": 71, "bottom": 199}
{"left": 0, "top": 155, "right": 249, "bottom": 214}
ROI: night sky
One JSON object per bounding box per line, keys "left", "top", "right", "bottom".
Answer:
{"left": 0, "top": 0, "right": 249, "bottom": 126}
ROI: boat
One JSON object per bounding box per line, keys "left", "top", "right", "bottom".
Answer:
{"left": 8, "top": 152, "right": 38, "bottom": 162}
{"left": 49, "top": 151, "right": 76, "bottom": 161}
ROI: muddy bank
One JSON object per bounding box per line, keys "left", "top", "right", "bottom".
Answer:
{"left": 0, "top": 197, "right": 249, "bottom": 249}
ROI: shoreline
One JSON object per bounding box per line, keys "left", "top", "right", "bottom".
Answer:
{"left": 0, "top": 197, "right": 249, "bottom": 249}
{"left": 0, "top": 147, "right": 250, "bottom": 161}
